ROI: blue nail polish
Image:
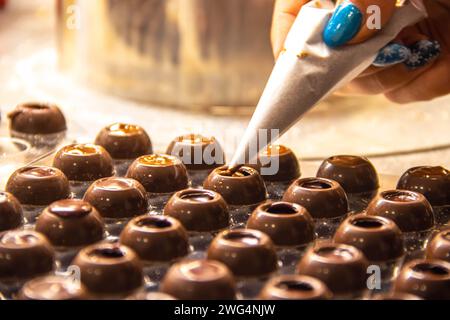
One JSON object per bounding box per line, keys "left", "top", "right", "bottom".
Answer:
{"left": 404, "top": 40, "right": 441, "bottom": 69}
{"left": 373, "top": 43, "right": 411, "bottom": 67}
{"left": 323, "top": 2, "right": 363, "bottom": 47}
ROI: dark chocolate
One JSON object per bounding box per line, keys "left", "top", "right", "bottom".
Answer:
{"left": 259, "top": 275, "right": 332, "bottom": 300}
{"left": 18, "top": 275, "right": 88, "bottom": 300}
{"left": 0, "top": 192, "right": 23, "bottom": 231}
{"left": 8, "top": 102, "right": 66, "bottom": 134}
{"left": 426, "top": 229, "right": 450, "bottom": 262}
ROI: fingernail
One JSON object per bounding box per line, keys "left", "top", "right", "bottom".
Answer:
{"left": 323, "top": 1, "right": 363, "bottom": 47}
{"left": 373, "top": 43, "right": 412, "bottom": 67}
{"left": 404, "top": 40, "right": 441, "bottom": 69}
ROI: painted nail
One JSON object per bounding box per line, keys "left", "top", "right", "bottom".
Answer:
{"left": 323, "top": 1, "right": 363, "bottom": 47}
{"left": 373, "top": 43, "right": 412, "bottom": 67}
{"left": 404, "top": 40, "right": 441, "bottom": 69}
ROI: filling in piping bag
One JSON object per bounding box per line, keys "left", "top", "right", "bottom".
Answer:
{"left": 229, "top": 0, "right": 426, "bottom": 169}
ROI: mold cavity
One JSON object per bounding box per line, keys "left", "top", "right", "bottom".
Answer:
{"left": 300, "top": 179, "right": 332, "bottom": 190}
{"left": 136, "top": 217, "right": 172, "bottom": 229}
{"left": 23, "top": 103, "right": 50, "bottom": 110}
{"left": 351, "top": 218, "right": 383, "bottom": 229}
{"left": 139, "top": 154, "right": 174, "bottom": 166}
{"left": 180, "top": 190, "right": 214, "bottom": 203}
{"left": 266, "top": 203, "right": 298, "bottom": 214}
{"left": 1, "top": 232, "right": 38, "bottom": 245}
{"left": 224, "top": 231, "right": 260, "bottom": 246}
{"left": 21, "top": 166, "right": 56, "bottom": 178}
{"left": 443, "top": 232, "right": 450, "bottom": 241}
{"left": 316, "top": 246, "right": 354, "bottom": 260}
{"left": 186, "top": 261, "right": 220, "bottom": 278}
{"left": 413, "top": 263, "right": 449, "bottom": 276}
{"left": 277, "top": 281, "right": 314, "bottom": 292}
{"left": 383, "top": 191, "right": 418, "bottom": 202}
{"left": 219, "top": 167, "right": 252, "bottom": 177}
{"left": 91, "top": 247, "right": 125, "bottom": 259}
{"left": 329, "top": 155, "right": 364, "bottom": 166}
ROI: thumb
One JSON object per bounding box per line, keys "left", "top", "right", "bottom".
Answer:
{"left": 323, "top": 0, "right": 397, "bottom": 47}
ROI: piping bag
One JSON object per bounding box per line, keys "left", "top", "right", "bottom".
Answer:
{"left": 229, "top": 0, "right": 426, "bottom": 169}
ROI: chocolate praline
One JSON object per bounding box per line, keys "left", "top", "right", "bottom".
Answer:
{"left": 259, "top": 275, "right": 332, "bottom": 300}
{"left": 83, "top": 177, "right": 148, "bottom": 219}
{"left": 282, "top": 177, "right": 348, "bottom": 219}
{"left": 0, "top": 230, "right": 55, "bottom": 283}
{"left": 397, "top": 166, "right": 449, "bottom": 207}
{"left": 366, "top": 190, "right": 435, "bottom": 233}
{"left": 166, "top": 134, "right": 225, "bottom": 171}
{"left": 18, "top": 275, "right": 88, "bottom": 300}
{"left": 296, "top": 243, "right": 369, "bottom": 296}
{"left": 393, "top": 259, "right": 450, "bottom": 300}
{"left": 95, "top": 123, "right": 152, "bottom": 160}
{"left": 207, "top": 229, "right": 278, "bottom": 278}
{"left": 334, "top": 214, "right": 404, "bottom": 262}
{"left": 203, "top": 166, "right": 267, "bottom": 206}
{"left": 72, "top": 243, "right": 143, "bottom": 297}
{"left": 5, "top": 166, "right": 70, "bottom": 206}
{"left": 126, "top": 154, "right": 189, "bottom": 193}
{"left": 160, "top": 259, "right": 236, "bottom": 300}
{"left": 426, "top": 229, "right": 450, "bottom": 262}
{"left": 248, "top": 145, "right": 300, "bottom": 182}
{"left": 53, "top": 144, "right": 114, "bottom": 181}
{"left": 120, "top": 215, "right": 189, "bottom": 263}
{"left": 164, "top": 189, "right": 229, "bottom": 232}
{"left": 247, "top": 201, "right": 315, "bottom": 247}
{"left": 316, "top": 155, "right": 379, "bottom": 194}
{"left": 0, "top": 192, "right": 23, "bottom": 232}
{"left": 8, "top": 102, "right": 66, "bottom": 135}
{"left": 35, "top": 199, "right": 104, "bottom": 248}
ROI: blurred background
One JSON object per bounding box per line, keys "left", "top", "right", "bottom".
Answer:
{"left": 0, "top": 0, "right": 449, "bottom": 177}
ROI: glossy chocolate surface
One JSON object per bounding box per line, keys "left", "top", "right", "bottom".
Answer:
{"left": 166, "top": 134, "right": 225, "bottom": 171}
{"left": 397, "top": 166, "right": 450, "bottom": 207}
{"left": 53, "top": 144, "right": 114, "bottom": 181}
{"left": 126, "top": 154, "right": 189, "bottom": 193}
{"left": 394, "top": 259, "right": 450, "bottom": 300}
{"left": 120, "top": 215, "right": 189, "bottom": 263}
{"left": 35, "top": 199, "right": 104, "bottom": 248}
{"left": 282, "top": 177, "right": 348, "bottom": 219}
{"left": 426, "top": 229, "right": 450, "bottom": 262}
{"left": 127, "top": 291, "right": 175, "bottom": 300}
{"left": 19, "top": 275, "right": 88, "bottom": 300}
{"left": 366, "top": 190, "right": 435, "bottom": 233}
{"left": 164, "top": 189, "right": 229, "bottom": 232}
{"left": 372, "top": 292, "right": 422, "bottom": 300}
{"left": 334, "top": 214, "right": 404, "bottom": 262}
{"left": 316, "top": 155, "right": 379, "bottom": 193}
{"left": 73, "top": 243, "right": 143, "bottom": 296}
{"left": 6, "top": 166, "right": 70, "bottom": 206}
{"left": 0, "top": 230, "right": 55, "bottom": 282}
{"left": 259, "top": 275, "right": 332, "bottom": 300}
{"left": 8, "top": 102, "right": 66, "bottom": 134}
{"left": 95, "top": 123, "right": 152, "bottom": 160}
{"left": 83, "top": 177, "right": 148, "bottom": 219}
{"left": 248, "top": 145, "right": 300, "bottom": 182}
{"left": 247, "top": 201, "right": 315, "bottom": 247}
{"left": 296, "top": 243, "right": 369, "bottom": 296}
{"left": 203, "top": 166, "right": 267, "bottom": 206}
{"left": 0, "top": 192, "right": 23, "bottom": 231}
{"left": 207, "top": 229, "right": 278, "bottom": 278}
{"left": 160, "top": 259, "right": 236, "bottom": 300}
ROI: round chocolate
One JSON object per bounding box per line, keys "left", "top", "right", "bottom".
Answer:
{"left": 397, "top": 166, "right": 450, "bottom": 207}
{"left": 426, "top": 229, "right": 450, "bottom": 262}
{"left": 203, "top": 166, "right": 267, "bottom": 206}
{"left": 160, "top": 259, "right": 236, "bottom": 300}
{"left": 334, "top": 214, "right": 404, "bottom": 262}
{"left": 394, "top": 259, "right": 450, "bottom": 300}
{"left": 18, "top": 275, "right": 88, "bottom": 300}
{"left": 282, "top": 177, "right": 348, "bottom": 219}
{"left": 316, "top": 155, "right": 379, "bottom": 194}
{"left": 5, "top": 166, "right": 70, "bottom": 206}
{"left": 0, "top": 192, "right": 23, "bottom": 231}
{"left": 72, "top": 243, "right": 143, "bottom": 297}
{"left": 35, "top": 199, "right": 104, "bottom": 248}
{"left": 120, "top": 215, "right": 189, "bottom": 263}
{"left": 126, "top": 154, "right": 189, "bottom": 193}
{"left": 166, "top": 134, "right": 225, "bottom": 171}
{"left": 53, "top": 144, "right": 114, "bottom": 181}
{"left": 296, "top": 243, "right": 369, "bottom": 296}
{"left": 248, "top": 145, "right": 300, "bottom": 182}
{"left": 95, "top": 123, "right": 152, "bottom": 160}
{"left": 259, "top": 275, "right": 332, "bottom": 300}
{"left": 83, "top": 177, "right": 148, "bottom": 219}
{"left": 372, "top": 292, "right": 422, "bottom": 300}
{"left": 8, "top": 102, "right": 66, "bottom": 134}
{"left": 164, "top": 189, "right": 229, "bottom": 232}
{"left": 0, "top": 230, "right": 55, "bottom": 282}
{"left": 247, "top": 201, "right": 315, "bottom": 247}
{"left": 207, "top": 229, "right": 278, "bottom": 278}
{"left": 366, "top": 190, "right": 435, "bottom": 233}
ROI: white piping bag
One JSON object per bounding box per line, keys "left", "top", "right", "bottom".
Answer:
{"left": 229, "top": 0, "right": 426, "bottom": 168}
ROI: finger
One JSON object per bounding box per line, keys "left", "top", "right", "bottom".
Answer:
{"left": 323, "top": 0, "right": 397, "bottom": 47}
{"left": 271, "top": 0, "right": 309, "bottom": 58}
